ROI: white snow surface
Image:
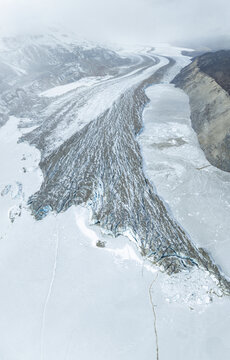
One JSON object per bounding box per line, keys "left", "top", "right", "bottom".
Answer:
{"left": 40, "top": 76, "right": 112, "bottom": 98}
{"left": 0, "top": 45, "right": 230, "bottom": 360}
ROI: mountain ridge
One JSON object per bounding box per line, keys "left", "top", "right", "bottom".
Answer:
{"left": 172, "top": 50, "right": 230, "bottom": 172}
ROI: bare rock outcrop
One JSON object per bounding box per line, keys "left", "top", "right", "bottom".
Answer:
{"left": 172, "top": 51, "right": 230, "bottom": 172}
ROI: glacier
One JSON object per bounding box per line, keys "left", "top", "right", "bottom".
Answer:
{"left": 0, "top": 35, "right": 230, "bottom": 359}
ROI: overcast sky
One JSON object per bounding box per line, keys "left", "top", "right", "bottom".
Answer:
{"left": 0, "top": 0, "right": 230, "bottom": 48}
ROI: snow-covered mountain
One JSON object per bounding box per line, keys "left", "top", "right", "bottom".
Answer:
{"left": 0, "top": 31, "right": 132, "bottom": 126}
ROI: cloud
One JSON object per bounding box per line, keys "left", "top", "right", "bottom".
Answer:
{"left": 0, "top": 0, "right": 229, "bottom": 48}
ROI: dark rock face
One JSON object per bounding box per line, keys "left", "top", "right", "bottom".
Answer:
{"left": 196, "top": 50, "right": 230, "bottom": 95}
{"left": 172, "top": 51, "right": 230, "bottom": 172}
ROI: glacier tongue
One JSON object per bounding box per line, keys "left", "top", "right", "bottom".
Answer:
{"left": 24, "top": 46, "right": 230, "bottom": 296}
{"left": 0, "top": 39, "right": 230, "bottom": 359}
{"left": 0, "top": 116, "right": 229, "bottom": 360}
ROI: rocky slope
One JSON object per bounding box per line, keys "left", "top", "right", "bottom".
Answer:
{"left": 172, "top": 50, "right": 230, "bottom": 172}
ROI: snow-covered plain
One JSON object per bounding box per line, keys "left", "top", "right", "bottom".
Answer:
{"left": 0, "top": 45, "right": 230, "bottom": 360}
{"left": 0, "top": 117, "right": 157, "bottom": 360}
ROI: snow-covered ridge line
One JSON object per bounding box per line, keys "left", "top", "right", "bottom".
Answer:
{"left": 0, "top": 31, "right": 136, "bottom": 128}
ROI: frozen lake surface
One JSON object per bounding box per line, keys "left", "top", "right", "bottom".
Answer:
{"left": 139, "top": 51, "right": 230, "bottom": 358}
{"left": 140, "top": 83, "right": 230, "bottom": 278}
